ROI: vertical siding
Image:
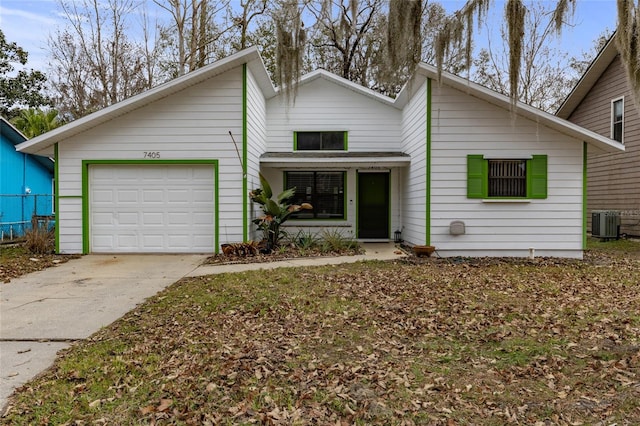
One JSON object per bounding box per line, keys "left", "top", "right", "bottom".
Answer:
{"left": 568, "top": 55, "right": 640, "bottom": 236}
{"left": 400, "top": 80, "right": 428, "bottom": 246}
{"left": 57, "top": 68, "right": 244, "bottom": 253}
{"left": 430, "top": 84, "right": 584, "bottom": 258}
{"left": 245, "top": 68, "right": 268, "bottom": 241}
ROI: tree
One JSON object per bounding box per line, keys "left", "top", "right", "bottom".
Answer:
{"left": 48, "top": 0, "right": 155, "bottom": 119}
{"left": 305, "top": 0, "right": 383, "bottom": 83}
{"left": 11, "top": 108, "right": 61, "bottom": 138}
{"left": 472, "top": 2, "right": 578, "bottom": 112}
{"left": 0, "top": 30, "right": 52, "bottom": 120}
{"left": 154, "top": 0, "right": 233, "bottom": 78}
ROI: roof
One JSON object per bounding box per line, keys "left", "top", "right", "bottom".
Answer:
{"left": 16, "top": 46, "right": 623, "bottom": 157}
{"left": 405, "top": 63, "right": 624, "bottom": 155}
{"left": 556, "top": 34, "right": 618, "bottom": 119}
{"left": 16, "top": 47, "right": 274, "bottom": 157}
{"left": 1, "top": 117, "right": 54, "bottom": 172}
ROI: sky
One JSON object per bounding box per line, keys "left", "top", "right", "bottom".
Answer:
{"left": 0, "top": 0, "right": 620, "bottom": 75}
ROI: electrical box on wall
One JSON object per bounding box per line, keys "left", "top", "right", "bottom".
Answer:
{"left": 450, "top": 221, "right": 465, "bottom": 235}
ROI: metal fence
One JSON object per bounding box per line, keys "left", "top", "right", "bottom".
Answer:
{"left": 0, "top": 194, "right": 55, "bottom": 241}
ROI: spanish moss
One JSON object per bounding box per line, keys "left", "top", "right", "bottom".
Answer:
{"left": 616, "top": 0, "right": 640, "bottom": 106}
{"left": 506, "top": 0, "right": 525, "bottom": 108}
{"left": 274, "top": 0, "right": 306, "bottom": 104}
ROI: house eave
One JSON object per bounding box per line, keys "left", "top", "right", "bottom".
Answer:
{"left": 16, "top": 47, "right": 272, "bottom": 157}
{"left": 260, "top": 152, "right": 411, "bottom": 168}
{"left": 556, "top": 34, "right": 618, "bottom": 119}
{"left": 414, "top": 63, "right": 624, "bottom": 155}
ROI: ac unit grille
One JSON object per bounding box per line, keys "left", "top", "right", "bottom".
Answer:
{"left": 592, "top": 210, "right": 620, "bottom": 239}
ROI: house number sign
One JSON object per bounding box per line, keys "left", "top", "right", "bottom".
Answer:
{"left": 143, "top": 151, "right": 161, "bottom": 159}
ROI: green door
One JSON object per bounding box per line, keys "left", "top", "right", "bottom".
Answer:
{"left": 358, "top": 172, "right": 390, "bottom": 239}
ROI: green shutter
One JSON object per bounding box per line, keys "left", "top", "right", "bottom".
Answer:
{"left": 529, "top": 155, "right": 547, "bottom": 199}
{"left": 467, "top": 155, "right": 486, "bottom": 198}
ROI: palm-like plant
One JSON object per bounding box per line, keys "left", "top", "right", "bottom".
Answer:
{"left": 249, "top": 173, "right": 312, "bottom": 250}
{"left": 11, "top": 108, "right": 61, "bottom": 138}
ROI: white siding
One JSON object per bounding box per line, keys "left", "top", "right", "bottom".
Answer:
{"left": 245, "top": 68, "right": 268, "bottom": 241}
{"left": 263, "top": 76, "right": 403, "bottom": 240}
{"left": 57, "top": 197, "right": 82, "bottom": 254}
{"left": 430, "top": 84, "right": 584, "bottom": 258}
{"left": 400, "top": 80, "right": 427, "bottom": 246}
{"left": 266, "top": 78, "right": 401, "bottom": 152}
{"left": 57, "top": 68, "right": 244, "bottom": 253}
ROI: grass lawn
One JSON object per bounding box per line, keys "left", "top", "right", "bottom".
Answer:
{"left": 3, "top": 239, "right": 640, "bottom": 424}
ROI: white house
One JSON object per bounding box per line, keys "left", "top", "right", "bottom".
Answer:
{"left": 17, "top": 47, "right": 624, "bottom": 258}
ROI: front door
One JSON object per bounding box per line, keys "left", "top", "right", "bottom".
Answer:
{"left": 358, "top": 172, "right": 390, "bottom": 239}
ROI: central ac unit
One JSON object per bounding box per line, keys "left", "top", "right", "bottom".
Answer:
{"left": 592, "top": 210, "right": 620, "bottom": 239}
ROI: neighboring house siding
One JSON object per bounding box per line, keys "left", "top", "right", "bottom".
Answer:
{"left": 1, "top": 128, "right": 53, "bottom": 231}
{"left": 566, "top": 54, "right": 640, "bottom": 236}
{"left": 56, "top": 68, "right": 244, "bottom": 253}
{"left": 245, "top": 67, "right": 268, "bottom": 241}
{"left": 400, "top": 80, "right": 427, "bottom": 246}
{"left": 430, "top": 84, "right": 584, "bottom": 258}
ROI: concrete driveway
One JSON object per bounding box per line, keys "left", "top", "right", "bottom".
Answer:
{"left": 0, "top": 254, "right": 207, "bottom": 413}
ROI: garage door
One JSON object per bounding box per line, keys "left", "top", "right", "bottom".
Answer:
{"left": 89, "top": 164, "right": 215, "bottom": 253}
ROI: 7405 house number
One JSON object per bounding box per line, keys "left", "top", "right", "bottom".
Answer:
{"left": 144, "top": 151, "right": 161, "bottom": 158}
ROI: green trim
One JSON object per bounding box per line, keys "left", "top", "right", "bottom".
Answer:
{"left": 355, "top": 171, "right": 359, "bottom": 238}
{"left": 54, "top": 143, "right": 59, "bottom": 253}
{"left": 81, "top": 159, "right": 219, "bottom": 255}
{"left": 426, "top": 78, "right": 432, "bottom": 246}
{"left": 388, "top": 171, "right": 392, "bottom": 239}
{"left": 467, "top": 155, "right": 547, "bottom": 200}
{"left": 242, "top": 63, "right": 248, "bottom": 242}
{"left": 529, "top": 155, "right": 548, "bottom": 199}
{"left": 293, "top": 131, "right": 348, "bottom": 151}
{"left": 583, "top": 142, "right": 588, "bottom": 250}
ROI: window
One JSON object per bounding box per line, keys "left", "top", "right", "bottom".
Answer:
{"left": 295, "top": 131, "right": 346, "bottom": 150}
{"left": 488, "top": 160, "right": 527, "bottom": 197}
{"left": 612, "top": 98, "right": 624, "bottom": 143}
{"left": 285, "top": 171, "right": 345, "bottom": 219}
{"left": 467, "top": 155, "right": 547, "bottom": 199}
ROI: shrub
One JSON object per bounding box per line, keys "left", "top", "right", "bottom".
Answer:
{"left": 320, "top": 229, "right": 359, "bottom": 253}
{"left": 24, "top": 226, "right": 54, "bottom": 254}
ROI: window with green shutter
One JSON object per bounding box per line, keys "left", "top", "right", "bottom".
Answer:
{"left": 467, "top": 155, "right": 547, "bottom": 199}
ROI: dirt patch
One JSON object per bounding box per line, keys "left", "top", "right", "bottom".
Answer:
{"left": 0, "top": 245, "right": 80, "bottom": 283}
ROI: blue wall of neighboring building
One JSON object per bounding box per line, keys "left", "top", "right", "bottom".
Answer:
{"left": 1, "top": 119, "right": 54, "bottom": 235}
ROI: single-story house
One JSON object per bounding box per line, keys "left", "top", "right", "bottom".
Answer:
{"left": 1, "top": 117, "right": 54, "bottom": 237}
{"left": 556, "top": 34, "right": 640, "bottom": 237}
{"left": 16, "top": 47, "right": 624, "bottom": 258}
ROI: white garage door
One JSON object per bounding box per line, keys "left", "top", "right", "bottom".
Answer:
{"left": 89, "top": 164, "right": 215, "bottom": 253}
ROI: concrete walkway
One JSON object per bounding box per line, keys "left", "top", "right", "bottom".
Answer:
{"left": 0, "top": 243, "right": 405, "bottom": 414}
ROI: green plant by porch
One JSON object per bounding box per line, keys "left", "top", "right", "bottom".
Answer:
{"left": 249, "top": 173, "right": 311, "bottom": 250}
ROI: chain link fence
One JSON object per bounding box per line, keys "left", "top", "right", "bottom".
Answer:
{"left": 0, "top": 194, "right": 54, "bottom": 242}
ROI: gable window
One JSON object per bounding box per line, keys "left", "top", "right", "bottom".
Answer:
{"left": 295, "top": 131, "right": 346, "bottom": 151}
{"left": 611, "top": 97, "right": 624, "bottom": 143}
{"left": 467, "top": 155, "right": 547, "bottom": 199}
{"left": 285, "top": 171, "right": 345, "bottom": 219}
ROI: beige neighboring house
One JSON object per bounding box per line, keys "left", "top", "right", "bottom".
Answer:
{"left": 557, "top": 35, "right": 640, "bottom": 237}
